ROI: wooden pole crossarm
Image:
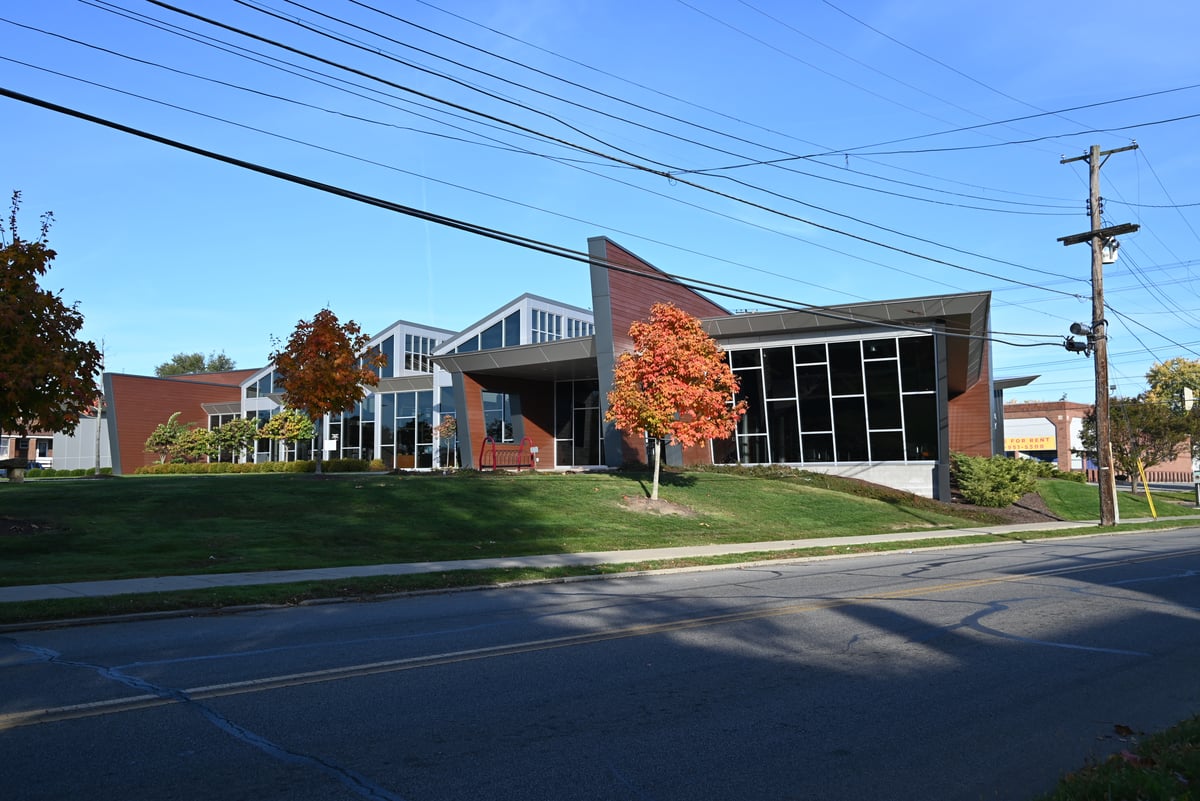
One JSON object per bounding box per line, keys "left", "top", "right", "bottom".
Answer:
{"left": 1058, "top": 222, "right": 1140, "bottom": 247}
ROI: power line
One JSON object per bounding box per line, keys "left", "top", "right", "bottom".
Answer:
{"left": 0, "top": 85, "right": 1066, "bottom": 351}
{"left": 71, "top": 2, "right": 1086, "bottom": 298}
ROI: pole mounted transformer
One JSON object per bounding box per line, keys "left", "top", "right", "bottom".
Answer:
{"left": 1058, "top": 143, "right": 1139, "bottom": 526}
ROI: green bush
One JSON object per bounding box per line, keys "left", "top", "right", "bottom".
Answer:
{"left": 131, "top": 458, "right": 386, "bottom": 476}
{"left": 1023, "top": 460, "right": 1085, "bottom": 482}
{"left": 951, "top": 453, "right": 1039, "bottom": 507}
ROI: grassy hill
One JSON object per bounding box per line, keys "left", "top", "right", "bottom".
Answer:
{"left": 0, "top": 468, "right": 1192, "bottom": 624}
{"left": 0, "top": 468, "right": 1003, "bottom": 585}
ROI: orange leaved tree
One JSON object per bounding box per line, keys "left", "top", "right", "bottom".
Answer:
{"left": 606, "top": 303, "right": 747, "bottom": 500}
{"left": 269, "top": 308, "right": 386, "bottom": 473}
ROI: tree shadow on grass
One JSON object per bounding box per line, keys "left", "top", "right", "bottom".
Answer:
{"left": 617, "top": 469, "right": 699, "bottom": 499}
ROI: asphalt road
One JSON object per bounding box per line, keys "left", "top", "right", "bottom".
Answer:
{"left": 2, "top": 530, "right": 1199, "bottom": 800}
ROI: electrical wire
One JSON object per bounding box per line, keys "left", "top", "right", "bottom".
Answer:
{"left": 0, "top": 85, "right": 1068, "bottom": 351}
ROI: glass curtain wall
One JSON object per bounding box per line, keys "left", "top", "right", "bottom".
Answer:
{"left": 728, "top": 335, "right": 938, "bottom": 465}
{"left": 554, "top": 379, "right": 604, "bottom": 466}
{"left": 376, "top": 390, "right": 435, "bottom": 469}
{"left": 208, "top": 412, "right": 238, "bottom": 462}
{"left": 328, "top": 399, "right": 374, "bottom": 462}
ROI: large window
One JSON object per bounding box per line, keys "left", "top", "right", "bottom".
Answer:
{"left": 377, "top": 390, "right": 434, "bottom": 469}
{"left": 457, "top": 311, "right": 521, "bottom": 352}
{"left": 533, "top": 310, "right": 594, "bottom": 343}
{"left": 555, "top": 379, "right": 604, "bottom": 466}
{"left": 253, "top": 409, "right": 273, "bottom": 462}
{"left": 245, "top": 371, "right": 275, "bottom": 399}
{"left": 728, "top": 335, "right": 938, "bottom": 465}
{"left": 404, "top": 334, "right": 437, "bottom": 373}
{"left": 208, "top": 412, "right": 239, "bottom": 463}
{"left": 328, "top": 399, "right": 375, "bottom": 462}
{"left": 482, "top": 391, "right": 514, "bottom": 443}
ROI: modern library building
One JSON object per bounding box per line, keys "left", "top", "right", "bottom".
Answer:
{"left": 92, "top": 236, "right": 998, "bottom": 500}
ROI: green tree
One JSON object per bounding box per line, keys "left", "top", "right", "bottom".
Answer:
{"left": 144, "top": 411, "right": 214, "bottom": 463}
{"left": 606, "top": 303, "right": 746, "bottom": 501}
{"left": 1145, "top": 357, "right": 1200, "bottom": 414}
{"left": 0, "top": 192, "right": 102, "bottom": 435}
{"left": 155, "top": 351, "right": 237, "bottom": 377}
{"left": 258, "top": 408, "right": 315, "bottom": 461}
{"left": 269, "top": 308, "right": 385, "bottom": 473}
{"left": 1079, "top": 395, "right": 1191, "bottom": 493}
{"left": 1144, "top": 358, "right": 1200, "bottom": 463}
{"left": 210, "top": 416, "right": 259, "bottom": 462}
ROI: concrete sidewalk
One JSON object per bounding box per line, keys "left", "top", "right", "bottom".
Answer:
{"left": 0, "top": 519, "right": 1110, "bottom": 604}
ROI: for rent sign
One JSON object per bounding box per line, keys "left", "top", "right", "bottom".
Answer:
{"left": 1004, "top": 435, "right": 1056, "bottom": 451}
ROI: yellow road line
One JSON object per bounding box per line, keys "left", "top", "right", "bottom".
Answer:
{"left": 5, "top": 546, "right": 1197, "bottom": 731}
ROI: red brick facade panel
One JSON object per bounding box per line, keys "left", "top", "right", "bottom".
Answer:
{"left": 108, "top": 374, "right": 242, "bottom": 473}
{"left": 596, "top": 238, "right": 728, "bottom": 355}
{"left": 460, "top": 373, "right": 556, "bottom": 468}
{"left": 948, "top": 344, "right": 994, "bottom": 457}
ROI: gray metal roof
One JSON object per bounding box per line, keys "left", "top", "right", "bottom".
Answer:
{"left": 994, "top": 374, "right": 1039, "bottom": 391}
{"left": 374, "top": 375, "right": 438, "bottom": 393}
{"left": 200, "top": 401, "right": 242, "bottom": 415}
{"left": 701, "top": 292, "right": 990, "bottom": 339}
{"left": 433, "top": 336, "right": 598, "bottom": 381}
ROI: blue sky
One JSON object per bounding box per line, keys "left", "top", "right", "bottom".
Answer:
{"left": 3, "top": 0, "right": 1199, "bottom": 404}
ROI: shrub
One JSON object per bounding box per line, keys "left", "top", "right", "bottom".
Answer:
{"left": 951, "top": 453, "right": 1039, "bottom": 507}
{"left": 1026, "top": 461, "right": 1088, "bottom": 483}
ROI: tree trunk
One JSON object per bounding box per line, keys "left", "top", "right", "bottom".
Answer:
{"left": 651, "top": 437, "right": 662, "bottom": 501}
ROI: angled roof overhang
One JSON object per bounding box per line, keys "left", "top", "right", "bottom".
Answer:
{"left": 703, "top": 292, "right": 991, "bottom": 395}
{"left": 201, "top": 401, "right": 243, "bottom": 416}
{"left": 994, "top": 375, "right": 1039, "bottom": 391}
{"left": 374, "top": 375, "right": 437, "bottom": 393}
{"left": 433, "top": 337, "right": 598, "bottom": 382}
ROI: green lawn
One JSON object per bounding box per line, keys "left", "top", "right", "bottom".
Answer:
{"left": 1036, "top": 478, "right": 1198, "bottom": 521}
{"left": 4, "top": 470, "right": 1198, "bottom": 589}
{"left": 0, "top": 469, "right": 992, "bottom": 587}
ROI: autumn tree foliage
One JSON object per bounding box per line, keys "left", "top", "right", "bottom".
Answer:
{"left": 0, "top": 192, "right": 102, "bottom": 435}
{"left": 436, "top": 414, "right": 458, "bottom": 468}
{"left": 269, "top": 308, "right": 385, "bottom": 472}
{"left": 606, "top": 303, "right": 746, "bottom": 500}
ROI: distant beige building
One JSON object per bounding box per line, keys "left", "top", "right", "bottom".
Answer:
{"left": 1003, "top": 398, "right": 1194, "bottom": 481}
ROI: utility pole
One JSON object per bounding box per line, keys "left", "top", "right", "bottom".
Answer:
{"left": 1059, "top": 143, "right": 1138, "bottom": 526}
{"left": 94, "top": 340, "right": 105, "bottom": 476}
